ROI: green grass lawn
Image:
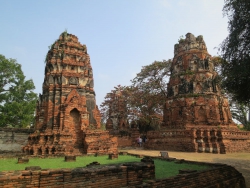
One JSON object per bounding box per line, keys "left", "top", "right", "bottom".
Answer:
{"left": 154, "top": 159, "right": 210, "bottom": 179}
{"left": 0, "top": 155, "right": 210, "bottom": 179}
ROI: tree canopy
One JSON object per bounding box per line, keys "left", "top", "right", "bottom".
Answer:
{"left": 230, "top": 101, "right": 250, "bottom": 130}
{"left": 100, "top": 85, "right": 128, "bottom": 125}
{"left": 100, "top": 60, "right": 172, "bottom": 133}
{"left": 0, "top": 55, "right": 37, "bottom": 128}
{"left": 220, "top": 0, "right": 250, "bottom": 104}
{"left": 129, "top": 60, "right": 171, "bottom": 130}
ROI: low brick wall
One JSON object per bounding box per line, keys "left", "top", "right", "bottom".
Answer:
{"left": 0, "top": 128, "right": 34, "bottom": 154}
{"left": 108, "top": 129, "right": 140, "bottom": 148}
{"left": 0, "top": 157, "right": 246, "bottom": 188}
{"left": 222, "top": 130, "right": 250, "bottom": 153}
{"left": 118, "top": 136, "right": 133, "bottom": 147}
{"left": 144, "top": 164, "right": 245, "bottom": 188}
{"left": 144, "top": 130, "right": 196, "bottom": 152}
{"left": 0, "top": 162, "right": 155, "bottom": 188}
{"left": 145, "top": 129, "right": 250, "bottom": 153}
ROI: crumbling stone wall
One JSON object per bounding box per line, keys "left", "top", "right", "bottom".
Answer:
{"left": 117, "top": 136, "right": 133, "bottom": 147}
{"left": 108, "top": 128, "right": 140, "bottom": 148}
{"left": 145, "top": 128, "right": 250, "bottom": 153}
{"left": 0, "top": 160, "right": 245, "bottom": 188}
{"left": 144, "top": 130, "right": 197, "bottom": 152}
{"left": 0, "top": 128, "right": 34, "bottom": 153}
{"left": 144, "top": 163, "right": 245, "bottom": 188}
{"left": 0, "top": 162, "right": 155, "bottom": 188}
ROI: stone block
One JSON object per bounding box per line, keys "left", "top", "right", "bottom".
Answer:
{"left": 17, "top": 157, "right": 29, "bottom": 164}
{"left": 159, "top": 151, "right": 169, "bottom": 158}
{"left": 64, "top": 155, "right": 76, "bottom": 162}
{"left": 109, "top": 153, "right": 118, "bottom": 160}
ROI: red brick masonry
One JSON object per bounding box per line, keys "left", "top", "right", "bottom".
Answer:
{"left": 145, "top": 33, "right": 250, "bottom": 153}
{"left": 0, "top": 158, "right": 245, "bottom": 188}
{"left": 23, "top": 32, "right": 117, "bottom": 156}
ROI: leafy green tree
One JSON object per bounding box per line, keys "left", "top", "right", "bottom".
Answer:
{"left": 230, "top": 100, "right": 250, "bottom": 130}
{"left": 0, "top": 55, "right": 37, "bottom": 128}
{"left": 220, "top": 0, "right": 250, "bottom": 104}
{"left": 128, "top": 60, "right": 171, "bottom": 132}
{"left": 100, "top": 60, "right": 171, "bottom": 133}
{"left": 100, "top": 85, "right": 128, "bottom": 125}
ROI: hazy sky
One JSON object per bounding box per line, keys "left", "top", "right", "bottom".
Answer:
{"left": 0, "top": 0, "right": 228, "bottom": 106}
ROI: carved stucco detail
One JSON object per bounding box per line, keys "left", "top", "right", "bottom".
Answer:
{"left": 69, "top": 77, "right": 78, "bottom": 85}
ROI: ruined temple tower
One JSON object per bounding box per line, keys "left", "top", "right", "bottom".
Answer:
{"left": 105, "top": 88, "right": 129, "bottom": 132}
{"left": 23, "top": 32, "right": 117, "bottom": 155}
{"left": 164, "top": 33, "right": 234, "bottom": 129}
{"left": 145, "top": 33, "right": 250, "bottom": 153}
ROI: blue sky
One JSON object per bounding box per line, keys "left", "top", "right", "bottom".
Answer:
{"left": 0, "top": 0, "right": 228, "bottom": 106}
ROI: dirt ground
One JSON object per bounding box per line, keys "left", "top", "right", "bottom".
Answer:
{"left": 121, "top": 148, "right": 250, "bottom": 188}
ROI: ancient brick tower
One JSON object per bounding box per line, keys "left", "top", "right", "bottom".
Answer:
{"left": 164, "top": 33, "right": 234, "bottom": 129}
{"left": 23, "top": 32, "right": 117, "bottom": 156}
{"left": 105, "top": 88, "right": 129, "bottom": 131}
{"left": 145, "top": 33, "right": 250, "bottom": 153}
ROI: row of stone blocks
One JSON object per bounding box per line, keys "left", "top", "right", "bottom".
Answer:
{"left": 17, "top": 152, "right": 120, "bottom": 164}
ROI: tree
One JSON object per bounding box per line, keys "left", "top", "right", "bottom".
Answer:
{"left": 128, "top": 60, "right": 172, "bottom": 132}
{"left": 230, "top": 100, "right": 250, "bottom": 130}
{"left": 220, "top": 0, "right": 250, "bottom": 104}
{"left": 100, "top": 85, "right": 129, "bottom": 125}
{"left": 0, "top": 55, "right": 37, "bottom": 128}
{"left": 100, "top": 60, "right": 172, "bottom": 133}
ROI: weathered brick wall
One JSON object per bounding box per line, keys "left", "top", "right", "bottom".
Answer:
{"left": 108, "top": 128, "right": 140, "bottom": 148}
{"left": 0, "top": 162, "right": 155, "bottom": 188}
{"left": 144, "top": 164, "right": 245, "bottom": 188}
{"left": 0, "top": 128, "right": 34, "bottom": 153}
{"left": 221, "top": 130, "right": 250, "bottom": 153}
{"left": 144, "top": 130, "right": 196, "bottom": 152}
{"left": 0, "top": 159, "right": 246, "bottom": 188}
{"left": 117, "top": 136, "right": 133, "bottom": 147}
{"left": 145, "top": 129, "right": 250, "bottom": 153}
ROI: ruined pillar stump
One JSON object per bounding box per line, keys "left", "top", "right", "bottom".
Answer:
{"left": 65, "top": 155, "right": 76, "bottom": 162}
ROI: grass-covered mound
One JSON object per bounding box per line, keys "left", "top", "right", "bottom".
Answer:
{"left": 0, "top": 155, "right": 211, "bottom": 179}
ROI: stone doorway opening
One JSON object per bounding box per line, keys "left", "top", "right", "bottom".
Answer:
{"left": 70, "top": 108, "right": 84, "bottom": 153}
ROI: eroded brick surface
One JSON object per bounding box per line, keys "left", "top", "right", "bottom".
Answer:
{"left": 23, "top": 32, "right": 117, "bottom": 156}
{"left": 0, "top": 160, "right": 245, "bottom": 188}
{"left": 145, "top": 33, "right": 250, "bottom": 153}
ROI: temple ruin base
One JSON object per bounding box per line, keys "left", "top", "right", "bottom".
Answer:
{"left": 23, "top": 129, "right": 117, "bottom": 156}
{"left": 145, "top": 127, "right": 250, "bottom": 153}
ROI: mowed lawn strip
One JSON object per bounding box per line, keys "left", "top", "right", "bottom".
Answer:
{"left": 0, "top": 156, "right": 211, "bottom": 179}
{"left": 0, "top": 155, "right": 141, "bottom": 171}
{"left": 154, "top": 159, "right": 211, "bottom": 179}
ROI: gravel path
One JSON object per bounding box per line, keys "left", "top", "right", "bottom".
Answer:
{"left": 121, "top": 148, "right": 250, "bottom": 188}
